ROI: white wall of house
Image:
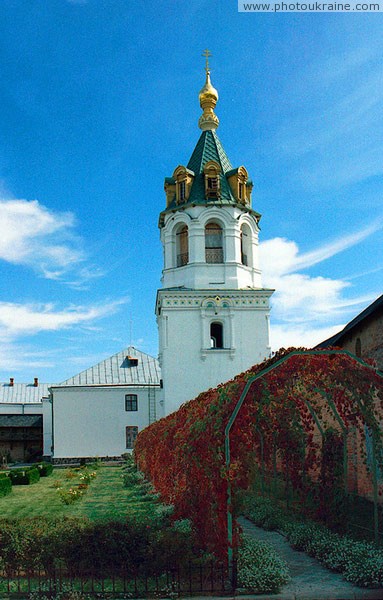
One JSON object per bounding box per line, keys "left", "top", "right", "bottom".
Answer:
{"left": 0, "top": 403, "right": 43, "bottom": 415}
{"left": 50, "top": 385, "right": 161, "bottom": 459}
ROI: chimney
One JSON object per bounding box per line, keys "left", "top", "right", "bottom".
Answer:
{"left": 34, "top": 377, "right": 38, "bottom": 387}
{"left": 9, "top": 377, "right": 14, "bottom": 387}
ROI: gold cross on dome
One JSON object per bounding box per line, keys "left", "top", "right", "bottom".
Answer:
{"left": 202, "top": 48, "right": 212, "bottom": 73}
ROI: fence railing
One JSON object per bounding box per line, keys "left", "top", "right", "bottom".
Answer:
{"left": 0, "top": 562, "right": 229, "bottom": 598}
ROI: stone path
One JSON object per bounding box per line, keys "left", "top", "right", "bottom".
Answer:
{"left": 237, "top": 516, "right": 383, "bottom": 599}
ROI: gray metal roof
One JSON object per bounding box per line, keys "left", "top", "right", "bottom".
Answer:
{"left": 55, "top": 346, "right": 161, "bottom": 387}
{"left": 0, "top": 383, "right": 51, "bottom": 404}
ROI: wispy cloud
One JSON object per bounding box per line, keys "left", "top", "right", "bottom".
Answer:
{"left": 260, "top": 222, "right": 380, "bottom": 350}
{"left": 0, "top": 343, "right": 60, "bottom": 372}
{"left": 0, "top": 298, "right": 128, "bottom": 339}
{"left": 273, "top": 44, "right": 383, "bottom": 191}
{"left": 261, "top": 220, "right": 383, "bottom": 277}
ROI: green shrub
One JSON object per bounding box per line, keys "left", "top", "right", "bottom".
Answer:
{"left": 122, "top": 469, "right": 144, "bottom": 487}
{"left": 0, "top": 474, "right": 12, "bottom": 497}
{"left": 237, "top": 534, "right": 290, "bottom": 593}
{"left": 58, "top": 487, "right": 85, "bottom": 505}
{"left": 8, "top": 467, "right": 40, "bottom": 486}
{"left": 241, "top": 495, "right": 288, "bottom": 530}
{"left": 0, "top": 495, "right": 197, "bottom": 577}
{"left": 343, "top": 549, "right": 383, "bottom": 587}
{"left": 36, "top": 462, "right": 53, "bottom": 477}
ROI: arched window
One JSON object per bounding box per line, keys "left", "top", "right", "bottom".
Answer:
{"left": 240, "top": 223, "right": 252, "bottom": 267}
{"left": 210, "top": 322, "right": 224, "bottom": 349}
{"left": 355, "top": 338, "right": 362, "bottom": 357}
{"left": 176, "top": 225, "right": 189, "bottom": 267}
{"left": 205, "top": 222, "right": 223, "bottom": 263}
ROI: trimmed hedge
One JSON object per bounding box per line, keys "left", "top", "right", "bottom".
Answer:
{"left": 36, "top": 462, "right": 53, "bottom": 477}
{"left": 0, "top": 473, "right": 12, "bottom": 497}
{"left": 8, "top": 467, "right": 40, "bottom": 485}
{"left": 0, "top": 515, "right": 199, "bottom": 576}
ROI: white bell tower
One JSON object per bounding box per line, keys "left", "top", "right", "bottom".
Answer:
{"left": 157, "top": 57, "right": 273, "bottom": 415}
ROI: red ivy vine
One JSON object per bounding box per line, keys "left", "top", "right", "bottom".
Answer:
{"left": 134, "top": 349, "right": 383, "bottom": 560}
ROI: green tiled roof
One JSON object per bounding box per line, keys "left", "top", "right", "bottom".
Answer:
{"left": 187, "top": 130, "right": 233, "bottom": 174}
{"left": 186, "top": 130, "right": 235, "bottom": 205}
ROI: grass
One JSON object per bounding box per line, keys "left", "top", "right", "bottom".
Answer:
{"left": 0, "top": 465, "right": 156, "bottom": 520}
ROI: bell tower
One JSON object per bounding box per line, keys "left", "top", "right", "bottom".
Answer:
{"left": 157, "top": 55, "right": 273, "bottom": 415}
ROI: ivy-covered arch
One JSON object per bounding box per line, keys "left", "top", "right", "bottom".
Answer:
{"left": 135, "top": 349, "right": 383, "bottom": 567}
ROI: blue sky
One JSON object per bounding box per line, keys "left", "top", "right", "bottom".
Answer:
{"left": 0, "top": 0, "right": 382, "bottom": 383}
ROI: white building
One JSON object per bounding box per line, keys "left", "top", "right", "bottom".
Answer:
{"left": 157, "top": 67, "right": 273, "bottom": 415}
{"left": 47, "top": 346, "right": 161, "bottom": 462}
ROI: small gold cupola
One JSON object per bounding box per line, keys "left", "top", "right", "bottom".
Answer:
{"left": 198, "top": 49, "right": 219, "bottom": 131}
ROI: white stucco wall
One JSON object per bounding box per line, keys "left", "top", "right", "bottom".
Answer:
{"left": 51, "top": 385, "right": 161, "bottom": 459}
{"left": 158, "top": 290, "right": 272, "bottom": 415}
{"left": 0, "top": 403, "right": 43, "bottom": 415}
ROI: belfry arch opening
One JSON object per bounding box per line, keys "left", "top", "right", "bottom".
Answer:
{"left": 205, "top": 222, "right": 223, "bottom": 264}
{"left": 176, "top": 224, "right": 189, "bottom": 267}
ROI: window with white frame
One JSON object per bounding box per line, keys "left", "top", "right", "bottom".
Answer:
{"left": 210, "top": 321, "right": 224, "bottom": 349}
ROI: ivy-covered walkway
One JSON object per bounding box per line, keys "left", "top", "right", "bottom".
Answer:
{"left": 238, "top": 517, "right": 383, "bottom": 599}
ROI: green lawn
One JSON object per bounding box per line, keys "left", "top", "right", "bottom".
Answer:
{"left": 0, "top": 465, "right": 153, "bottom": 520}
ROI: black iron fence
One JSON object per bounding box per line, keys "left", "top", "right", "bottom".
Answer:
{"left": 0, "top": 562, "right": 229, "bottom": 598}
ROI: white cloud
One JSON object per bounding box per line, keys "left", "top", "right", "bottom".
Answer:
{"left": 0, "top": 298, "right": 128, "bottom": 339}
{"left": 0, "top": 343, "right": 57, "bottom": 372}
{"left": 260, "top": 224, "right": 380, "bottom": 351}
{"left": 261, "top": 221, "right": 382, "bottom": 277}
{"left": 269, "top": 323, "right": 345, "bottom": 352}
{"left": 0, "top": 198, "right": 90, "bottom": 280}
{"left": 293, "top": 220, "right": 383, "bottom": 272}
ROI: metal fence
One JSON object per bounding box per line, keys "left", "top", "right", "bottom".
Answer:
{"left": 0, "top": 562, "right": 229, "bottom": 598}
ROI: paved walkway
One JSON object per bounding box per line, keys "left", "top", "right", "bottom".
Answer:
{"left": 236, "top": 516, "right": 383, "bottom": 599}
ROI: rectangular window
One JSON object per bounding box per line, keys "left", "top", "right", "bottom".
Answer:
{"left": 126, "top": 426, "right": 138, "bottom": 449}
{"left": 178, "top": 180, "right": 186, "bottom": 202}
{"left": 125, "top": 394, "right": 138, "bottom": 411}
{"left": 208, "top": 177, "right": 218, "bottom": 190}
{"left": 206, "top": 177, "right": 219, "bottom": 198}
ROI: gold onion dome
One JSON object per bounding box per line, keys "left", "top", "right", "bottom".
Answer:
{"left": 198, "top": 70, "right": 219, "bottom": 131}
